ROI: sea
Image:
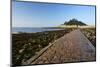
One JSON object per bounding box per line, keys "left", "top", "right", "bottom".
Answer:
{"left": 12, "top": 27, "right": 63, "bottom": 33}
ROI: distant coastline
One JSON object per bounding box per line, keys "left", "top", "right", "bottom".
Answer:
{"left": 12, "top": 27, "right": 64, "bottom": 34}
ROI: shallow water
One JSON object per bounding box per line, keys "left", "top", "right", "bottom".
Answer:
{"left": 12, "top": 27, "right": 64, "bottom": 33}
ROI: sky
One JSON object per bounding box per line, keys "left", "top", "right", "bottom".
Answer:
{"left": 12, "top": 1, "right": 96, "bottom": 27}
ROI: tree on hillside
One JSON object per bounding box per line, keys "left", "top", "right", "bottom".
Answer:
{"left": 64, "top": 18, "right": 87, "bottom": 27}
{"left": 64, "top": 21, "right": 68, "bottom": 25}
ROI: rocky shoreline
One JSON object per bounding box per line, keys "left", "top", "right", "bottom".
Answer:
{"left": 12, "top": 28, "right": 96, "bottom": 65}
{"left": 81, "top": 28, "right": 96, "bottom": 47}
{"left": 12, "top": 28, "right": 74, "bottom": 65}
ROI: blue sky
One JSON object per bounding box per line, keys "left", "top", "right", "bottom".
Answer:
{"left": 12, "top": 1, "right": 96, "bottom": 27}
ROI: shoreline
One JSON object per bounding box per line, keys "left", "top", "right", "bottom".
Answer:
{"left": 12, "top": 29, "right": 74, "bottom": 65}
{"left": 12, "top": 28, "right": 96, "bottom": 65}
{"left": 12, "top": 28, "right": 65, "bottom": 34}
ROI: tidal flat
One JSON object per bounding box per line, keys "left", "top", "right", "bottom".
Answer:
{"left": 12, "top": 28, "right": 74, "bottom": 65}
{"left": 12, "top": 28, "right": 96, "bottom": 65}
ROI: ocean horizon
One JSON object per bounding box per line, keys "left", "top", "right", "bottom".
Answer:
{"left": 12, "top": 27, "right": 63, "bottom": 33}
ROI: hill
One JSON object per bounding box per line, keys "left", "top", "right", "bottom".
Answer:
{"left": 64, "top": 18, "right": 87, "bottom": 27}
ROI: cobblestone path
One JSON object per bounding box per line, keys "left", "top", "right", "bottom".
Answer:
{"left": 24, "top": 29, "right": 96, "bottom": 65}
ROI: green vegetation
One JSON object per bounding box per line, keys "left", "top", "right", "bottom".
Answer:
{"left": 64, "top": 18, "right": 87, "bottom": 27}
{"left": 81, "top": 28, "right": 96, "bottom": 47}
{"left": 12, "top": 28, "right": 74, "bottom": 65}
